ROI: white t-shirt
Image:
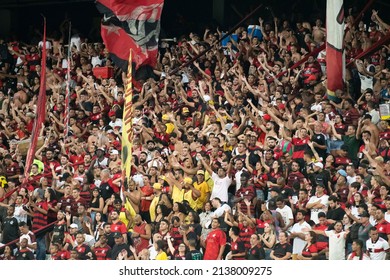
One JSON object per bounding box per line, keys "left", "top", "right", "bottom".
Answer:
{"left": 385, "top": 212, "right": 390, "bottom": 223}
{"left": 276, "top": 205, "right": 294, "bottom": 231}
{"left": 210, "top": 172, "right": 232, "bottom": 203}
{"left": 366, "top": 237, "right": 389, "bottom": 260}
{"left": 308, "top": 194, "right": 329, "bottom": 224}
{"left": 325, "top": 230, "right": 347, "bottom": 260}
{"left": 291, "top": 221, "right": 312, "bottom": 254}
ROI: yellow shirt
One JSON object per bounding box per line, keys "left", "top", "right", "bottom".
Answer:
{"left": 171, "top": 185, "right": 184, "bottom": 204}
{"left": 193, "top": 181, "right": 210, "bottom": 210}
{"left": 155, "top": 251, "right": 168, "bottom": 260}
{"left": 149, "top": 196, "right": 159, "bottom": 222}
{"left": 183, "top": 189, "right": 198, "bottom": 211}
{"left": 204, "top": 171, "right": 214, "bottom": 193}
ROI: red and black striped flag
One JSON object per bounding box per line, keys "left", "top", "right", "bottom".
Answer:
{"left": 96, "top": 0, "right": 164, "bottom": 71}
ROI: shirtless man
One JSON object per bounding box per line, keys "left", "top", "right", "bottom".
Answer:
{"left": 312, "top": 19, "right": 326, "bottom": 45}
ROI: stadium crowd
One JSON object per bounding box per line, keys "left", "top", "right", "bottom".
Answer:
{"left": 0, "top": 6, "right": 390, "bottom": 261}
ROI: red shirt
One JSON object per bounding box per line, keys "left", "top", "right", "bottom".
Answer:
{"left": 204, "top": 229, "right": 227, "bottom": 260}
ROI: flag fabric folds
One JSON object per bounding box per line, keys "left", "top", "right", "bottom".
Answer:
{"left": 22, "top": 18, "right": 47, "bottom": 186}
{"left": 121, "top": 50, "right": 134, "bottom": 189}
{"left": 96, "top": 0, "right": 164, "bottom": 71}
{"left": 326, "top": 0, "right": 345, "bottom": 101}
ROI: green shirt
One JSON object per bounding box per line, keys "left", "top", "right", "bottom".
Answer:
{"left": 342, "top": 135, "right": 360, "bottom": 160}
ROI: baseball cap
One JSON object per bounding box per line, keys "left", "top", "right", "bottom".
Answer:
{"left": 182, "top": 107, "right": 190, "bottom": 113}
{"left": 278, "top": 103, "right": 286, "bottom": 110}
{"left": 263, "top": 114, "right": 271, "bottom": 122}
{"left": 359, "top": 211, "right": 370, "bottom": 218}
{"left": 337, "top": 169, "right": 347, "bottom": 177}
{"left": 113, "top": 198, "right": 122, "bottom": 204}
{"left": 70, "top": 223, "right": 78, "bottom": 229}
{"left": 153, "top": 183, "right": 162, "bottom": 190}
{"left": 162, "top": 114, "right": 170, "bottom": 121}
{"left": 108, "top": 110, "right": 116, "bottom": 117}
{"left": 197, "top": 170, "right": 205, "bottom": 175}
{"left": 112, "top": 232, "right": 122, "bottom": 238}
{"left": 313, "top": 162, "right": 323, "bottom": 169}
{"left": 159, "top": 175, "right": 167, "bottom": 181}
{"left": 110, "top": 149, "right": 119, "bottom": 155}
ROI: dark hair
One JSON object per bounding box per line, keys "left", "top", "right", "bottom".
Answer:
{"left": 188, "top": 210, "right": 200, "bottom": 224}
{"left": 230, "top": 226, "right": 240, "bottom": 236}
{"left": 328, "top": 195, "right": 339, "bottom": 203}
{"left": 318, "top": 212, "right": 326, "bottom": 219}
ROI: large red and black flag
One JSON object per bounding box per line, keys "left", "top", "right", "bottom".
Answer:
{"left": 96, "top": 0, "right": 164, "bottom": 71}
{"left": 326, "top": 0, "right": 345, "bottom": 101}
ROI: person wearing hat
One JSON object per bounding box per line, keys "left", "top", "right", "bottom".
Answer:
{"left": 194, "top": 170, "right": 211, "bottom": 211}
{"left": 110, "top": 231, "right": 134, "bottom": 260}
{"left": 308, "top": 161, "right": 331, "bottom": 196}
{"left": 306, "top": 183, "right": 329, "bottom": 224}
{"left": 108, "top": 149, "right": 121, "bottom": 170}
{"left": 333, "top": 169, "right": 349, "bottom": 204}
{"left": 161, "top": 113, "right": 175, "bottom": 134}
{"left": 181, "top": 177, "right": 201, "bottom": 212}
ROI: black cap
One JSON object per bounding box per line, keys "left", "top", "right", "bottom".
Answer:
{"left": 359, "top": 211, "right": 370, "bottom": 218}
{"left": 112, "top": 232, "right": 122, "bottom": 238}
{"left": 114, "top": 198, "right": 122, "bottom": 205}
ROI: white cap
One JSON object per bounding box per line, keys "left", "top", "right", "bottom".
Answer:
{"left": 313, "top": 162, "right": 323, "bottom": 169}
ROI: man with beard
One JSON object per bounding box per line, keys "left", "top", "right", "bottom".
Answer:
{"left": 132, "top": 214, "right": 151, "bottom": 254}
{"left": 35, "top": 144, "right": 60, "bottom": 184}
{"left": 108, "top": 149, "right": 121, "bottom": 170}
{"left": 310, "top": 220, "right": 348, "bottom": 260}
{"left": 326, "top": 196, "right": 346, "bottom": 225}
{"left": 1, "top": 205, "right": 19, "bottom": 250}
{"left": 290, "top": 210, "right": 311, "bottom": 259}
{"left": 145, "top": 140, "right": 156, "bottom": 161}
{"left": 51, "top": 211, "right": 67, "bottom": 245}
{"left": 93, "top": 147, "right": 108, "bottom": 169}
{"left": 286, "top": 160, "right": 305, "bottom": 188}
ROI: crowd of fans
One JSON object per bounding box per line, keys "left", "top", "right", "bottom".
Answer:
{"left": 0, "top": 7, "right": 390, "bottom": 261}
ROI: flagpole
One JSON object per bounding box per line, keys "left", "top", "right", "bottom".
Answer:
{"left": 121, "top": 48, "right": 134, "bottom": 199}
{"left": 22, "top": 15, "right": 48, "bottom": 188}
{"left": 63, "top": 21, "right": 72, "bottom": 139}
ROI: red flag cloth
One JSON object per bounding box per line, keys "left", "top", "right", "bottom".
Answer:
{"left": 326, "top": 0, "right": 344, "bottom": 98}
{"left": 96, "top": 0, "right": 164, "bottom": 70}
{"left": 22, "top": 18, "right": 47, "bottom": 186}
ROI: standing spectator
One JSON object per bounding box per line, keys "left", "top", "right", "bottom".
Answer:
{"left": 290, "top": 210, "right": 311, "bottom": 259}
{"left": 202, "top": 217, "right": 226, "bottom": 260}
{"left": 14, "top": 238, "right": 35, "bottom": 260}
{"left": 366, "top": 227, "right": 390, "bottom": 260}
{"left": 311, "top": 221, "right": 348, "bottom": 260}
{"left": 226, "top": 226, "right": 246, "bottom": 260}
{"left": 0, "top": 205, "right": 19, "bottom": 250}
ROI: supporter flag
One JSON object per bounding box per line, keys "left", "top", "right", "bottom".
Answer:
{"left": 95, "top": 0, "right": 164, "bottom": 71}
{"left": 63, "top": 24, "right": 72, "bottom": 138}
{"left": 22, "top": 18, "right": 47, "bottom": 186}
{"left": 326, "top": 0, "right": 345, "bottom": 101}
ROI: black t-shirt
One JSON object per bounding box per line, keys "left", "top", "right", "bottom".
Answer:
{"left": 311, "top": 133, "right": 327, "bottom": 161}
{"left": 326, "top": 207, "right": 345, "bottom": 222}
{"left": 1, "top": 216, "right": 19, "bottom": 244}
{"left": 15, "top": 249, "right": 35, "bottom": 260}
{"left": 110, "top": 243, "right": 133, "bottom": 260}
{"left": 247, "top": 245, "right": 265, "bottom": 260}
{"left": 272, "top": 242, "right": 292, "bottom": 258}
{"left": 99, "top": 182, "right": 114, "bottom": 201}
